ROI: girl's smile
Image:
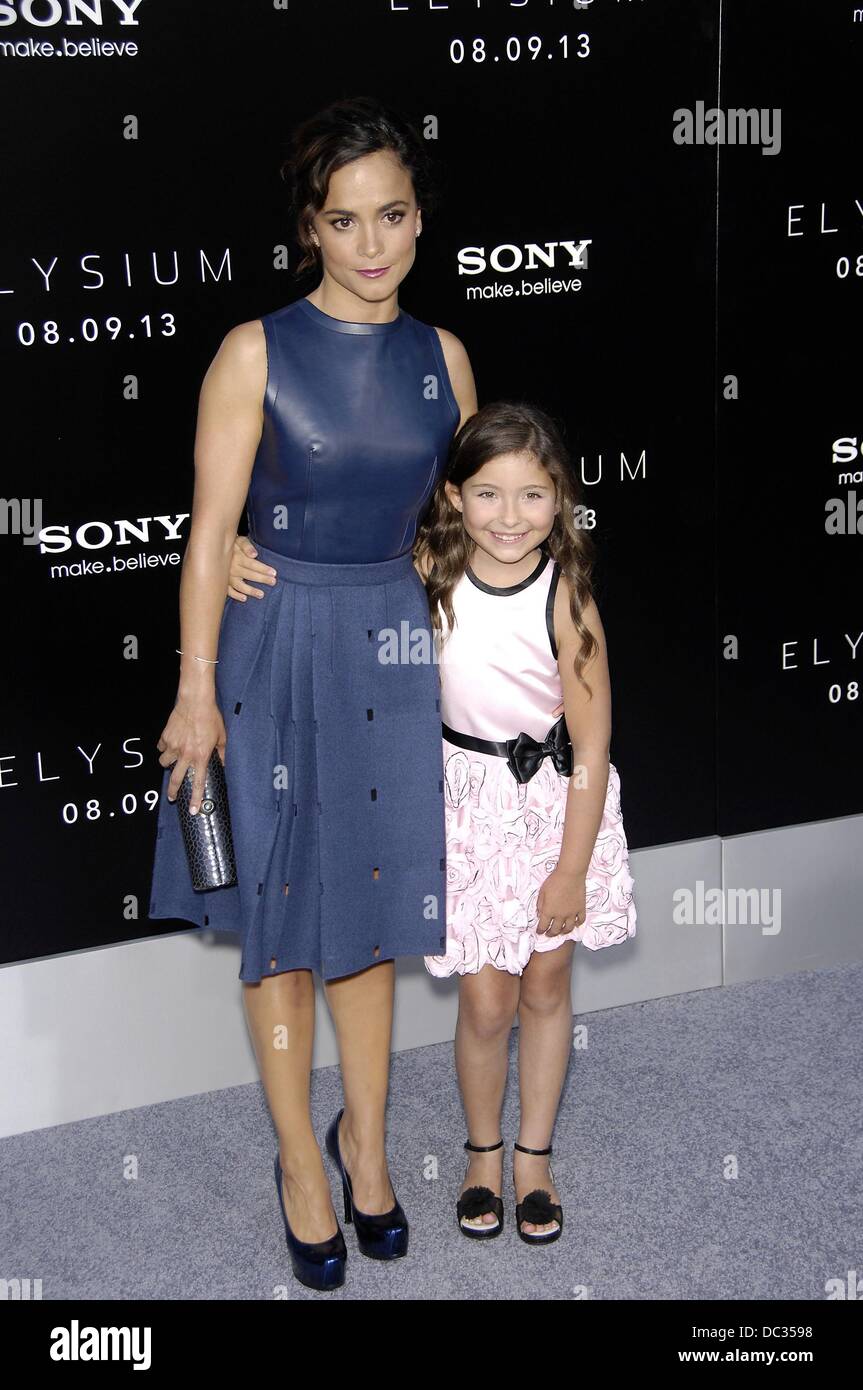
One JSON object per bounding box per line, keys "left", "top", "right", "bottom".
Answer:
{"left": 488, "top": 529, "right": 531, "bottom": 545}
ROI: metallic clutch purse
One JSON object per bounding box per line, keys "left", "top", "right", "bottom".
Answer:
{"left": 175, "top": 749, "right": 238, "bottom": 890}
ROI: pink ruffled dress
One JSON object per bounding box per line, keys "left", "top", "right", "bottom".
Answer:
{"left": 424, "top": 548, "right": 637, "bottom": 979}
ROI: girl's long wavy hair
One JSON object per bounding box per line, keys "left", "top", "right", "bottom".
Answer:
{"left": 279, "top": 96, "right": 443, "bottom": 280}
{"left": 414, "top": 401, "right": 599, "bottom": 697}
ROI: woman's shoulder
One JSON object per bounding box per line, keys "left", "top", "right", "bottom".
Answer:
{"left": 217, "top": 316, "right": 267, "bottom": 361}
{"left": 428, "top": 323, "right": 473, "bottom": 378}
{"left": 408, "top": 318, "right": 475, "bottom": 422}
{"left": 216, "top": 299, "right": 317, "bottom": 377}
{"left": 200, "top": 318, "right": 267, "bottom": 400}
{"left": 428, "top": 322, "right": 468, "bottom": 354}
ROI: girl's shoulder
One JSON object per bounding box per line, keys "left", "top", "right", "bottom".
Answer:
{"left": 551, "top": 563, "right": 606, "bottom": 658}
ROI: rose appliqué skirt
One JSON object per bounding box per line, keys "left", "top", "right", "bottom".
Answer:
{"left": 424, "top": 740, "right": 637, "bottom": 978}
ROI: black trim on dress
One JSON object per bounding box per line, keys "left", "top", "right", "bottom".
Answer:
{"left": 465, "top": 549, "right": 549, "bottom": 597}
{"left": 545, "top": 562, "right": 561, "bottom": 660}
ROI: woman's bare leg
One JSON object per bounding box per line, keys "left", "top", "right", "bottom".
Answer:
{"left": 514, "top": 940, "right": 575, "bottom": 1234}
{"left": 454, "top": 963, "right": 520, "bottom": 1228}
{"left": 323, "top": 960, "right": 400, "bottom": 1214}
{"left": 242, "top": 969, "right": 339, "bottom": 1243}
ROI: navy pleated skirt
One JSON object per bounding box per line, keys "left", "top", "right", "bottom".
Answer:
{"left": 148, "top": 542, "right": 448, "bottom": 982}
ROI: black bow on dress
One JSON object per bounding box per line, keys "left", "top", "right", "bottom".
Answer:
{"left": 505, "top": 715, "right": 573, "bottom": 785}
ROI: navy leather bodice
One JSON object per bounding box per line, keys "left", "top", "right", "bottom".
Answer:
{"left": 246, "top": 297, "right": 462, "bottom": 562}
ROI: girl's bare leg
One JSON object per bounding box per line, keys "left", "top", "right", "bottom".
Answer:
{"left": 514, "top": 940, "right": 575, "bottom": 1234}
{"left": 243, "top": 969, "right": 339, "bottom": 1243}
{"left": 454, "top": 963, "right": 521, "bottom": 1228}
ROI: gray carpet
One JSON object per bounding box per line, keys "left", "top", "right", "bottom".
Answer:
{"left": 3, "top": 962, "right": 860, "bottom": 1300}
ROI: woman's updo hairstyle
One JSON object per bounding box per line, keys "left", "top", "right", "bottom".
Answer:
{"left": 280, "top": 96, "right": 443, "bottom": 279}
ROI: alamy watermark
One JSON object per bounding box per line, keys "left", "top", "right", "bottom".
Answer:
{"left": 673, "top": 881, "right": 781, "bottom": 935}
{"left": 674, "top": 102, "right": 781, "bottom": 156}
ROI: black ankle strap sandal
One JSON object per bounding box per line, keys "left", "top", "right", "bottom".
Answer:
{"left": 513, "top": 1142, "right": 563, "bottom": 1244}
{"left": 456, "top": 1137, "right": 505, "bottom": 1240}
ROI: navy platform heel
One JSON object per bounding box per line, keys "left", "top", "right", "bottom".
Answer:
{"left": 274, "top": 1151, "right": 347, "bottom": 1291}
{"left": 324, "top": 1107, "right": 409, "bottom": 1260}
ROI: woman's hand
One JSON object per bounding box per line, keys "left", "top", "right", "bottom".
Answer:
{"left": 536, "top": 867, "right": 587, "bottom": 938}
{"left": 228, "top": 534, "right": 277, "bottom": 600}
{"left": 156, "top": 698, "right": 227, "bottom": 815}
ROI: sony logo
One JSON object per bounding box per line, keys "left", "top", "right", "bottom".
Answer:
{"left": 39, "top": 514, "right": 188, "bottom": 554}
{"left": 0, "top": 0, "right": 143, "bottom": 26}
{"left": 457, "top": 240, "right": 591, "bottom": 276}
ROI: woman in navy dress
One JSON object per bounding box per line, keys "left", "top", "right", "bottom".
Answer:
{"left": 147, "top": 97, "right": 476, "bottom": 1290}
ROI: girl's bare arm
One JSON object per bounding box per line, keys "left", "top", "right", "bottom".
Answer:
{"left": 535, "top": 577, "right": 611, "bottom": 935}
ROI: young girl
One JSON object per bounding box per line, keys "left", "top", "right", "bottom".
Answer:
{"left": 228, "top": 399, "right": 636, "bottom": 1247}
{"left": 413, "top": 400, "right": 637, "bottom": 1244}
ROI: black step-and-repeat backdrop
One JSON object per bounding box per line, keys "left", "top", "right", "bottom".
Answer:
{"left": 1, "top": 1, "right": 859, "bottom": 970}
{"left": 717, "top": 5, "right": 863, "bottom": 833}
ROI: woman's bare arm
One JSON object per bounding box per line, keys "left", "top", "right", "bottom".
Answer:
{"left": 156, "top": 319, "right": 267, "bottom": 812}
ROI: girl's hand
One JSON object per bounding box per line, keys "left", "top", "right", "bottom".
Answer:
{"left": 228, "top": 534, "right": 277, "bottom": 600}
{"left": 536, "top": 867, "right": 587, "bottom": 938}
{"left": 156, "top": 698, "right": 227, "bottom": 814}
